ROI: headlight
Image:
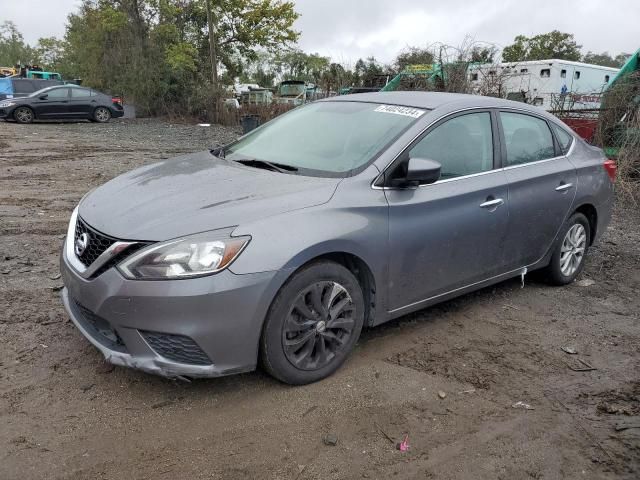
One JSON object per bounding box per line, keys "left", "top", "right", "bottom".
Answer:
{"left": 0, "top": 101, "right": 15, "bottom": 108}
{"left": 118, "top": 230, "right": 250, "bottom": 280}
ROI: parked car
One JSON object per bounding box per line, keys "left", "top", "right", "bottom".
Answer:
{"left": 60, "top": 92, "right": 615, "bottom": 384}
{"left": 0, "top": 85, "right": 124, "bottom": 123}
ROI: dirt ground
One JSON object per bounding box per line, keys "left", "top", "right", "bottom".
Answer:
{"left": 1, "top": 119, "right": 639, "bottom": 480}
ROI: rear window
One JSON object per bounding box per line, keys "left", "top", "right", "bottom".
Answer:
{"left": 71, "top": 88, "right": 91, "bottom": 98}
{"left": 500, "top": 112, "right": 555, "bottom": 166}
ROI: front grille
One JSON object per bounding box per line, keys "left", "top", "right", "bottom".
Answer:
{"left": 73, "top": 300, "right": 127, "bottom": 352}
{"left": 141, "top": 331, "right": 212, "bottom": 366}
{"left": 92, "top": 242, "right": 150, "bottom": 277}
{"left": 73, "top": 217, "right": 152, "bottom": 277}
{"left": 74, "top": 217, "right": 117, "bottom": 267}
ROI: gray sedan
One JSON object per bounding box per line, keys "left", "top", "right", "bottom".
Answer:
{"left": 60, "top": 92, "right": 615, "bottom": 384}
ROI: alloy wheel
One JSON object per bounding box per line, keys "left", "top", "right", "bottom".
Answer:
{"left": 282, "top": 281, "right": 356, "bottom": 371}
{"left": 560, "top": 223, "right": 587, "bottom": 277}
{"left": 95, "top": 108, "right": 110, "bottom": 122}
{"left": 15, "top": 107, "right": 33, "bottom": 123}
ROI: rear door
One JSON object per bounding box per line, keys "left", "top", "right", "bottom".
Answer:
{"left": 385, "top": 110, "right": 510, "bottom": 311}
{"left": 498, "top": 110, "right": 577, "bottom": 268}
{"left": 68, "top": 87, "right": 94, "bottom": 117}
{"left": 32, "top": 87, "right": 70, "bottom": 117}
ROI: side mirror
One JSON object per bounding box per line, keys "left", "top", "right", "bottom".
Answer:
{"left": 404, "top": 158, "right": 441, "bottom": 186}
{"left": 39, "top": 94, "right": 48, "bottom": 100}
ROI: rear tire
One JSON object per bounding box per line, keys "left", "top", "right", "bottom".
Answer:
{"left": 260, "top": 261, "right": 365, "bottom": 385}
{"left": 93, "top": 107, "right": 111, "bottom": 123}
{"left": 545, "top": 212, "right": 591, "bottom": 285}
{"left": 14, "top": 107, "right": 34, "bottom": 124}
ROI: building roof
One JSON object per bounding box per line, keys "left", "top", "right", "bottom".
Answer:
{"left": 492, "top": 59, "right": 620, "bottom": 72}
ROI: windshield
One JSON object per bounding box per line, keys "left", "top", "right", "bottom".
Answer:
{"left": 224, "top": 101, "right": 426, "bottom": 176}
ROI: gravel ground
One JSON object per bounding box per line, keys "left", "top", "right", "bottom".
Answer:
{"left": 1, "top": 118, "right": 639, "bottom": 480}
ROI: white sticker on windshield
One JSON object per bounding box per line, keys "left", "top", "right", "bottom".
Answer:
{"left": 374, "top": 105, "right": 425, "bottom": 118}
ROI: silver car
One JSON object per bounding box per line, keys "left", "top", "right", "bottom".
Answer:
{"left": 60, "top": 92, "right": 616, "bottom": 384}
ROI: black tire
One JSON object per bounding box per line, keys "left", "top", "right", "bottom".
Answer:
{"left": 260, "top": 261, "right": 365, "bottom": 385}
{"left": 13, "top": 106, "right": 34, "bottom": 124}
{"left": 545, "top": 212, "right": 591, "bottom": 285}
{"left": 93, "top": 107, "right": 111, "bottom": 123}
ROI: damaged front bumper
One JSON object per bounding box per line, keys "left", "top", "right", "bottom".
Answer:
{"left": 60, "top": 248, "right": 286, "bottom": 379}
{"left": 61, "top": 288, "right": 225, "bottom": 378}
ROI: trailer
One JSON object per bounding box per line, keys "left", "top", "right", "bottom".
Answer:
{"left": 468, "top": 59, "right": 619, "bottom": 111}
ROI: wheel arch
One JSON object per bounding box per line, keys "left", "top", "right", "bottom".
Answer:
{"left": 574, "top": 203, "right": 598, "bottom": 245}
{"left": 264, "top": 249, "right": 379, "bottom": 328}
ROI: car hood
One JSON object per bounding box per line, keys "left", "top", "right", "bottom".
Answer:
{"left": 79, "top": 151, "right": 341, "bottom": 241}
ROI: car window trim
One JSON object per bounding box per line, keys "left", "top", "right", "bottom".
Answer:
{"left": 496, "top": 109, "right": 560, "bottom": 167}
{"left": 373, "top": 107, "right": 498, "bottom": 189}
{"left": 46, "top": 87, "right": 71, "bottom": 99}
{"left": 548, "top": 121, "right": 575, "bottom": 155}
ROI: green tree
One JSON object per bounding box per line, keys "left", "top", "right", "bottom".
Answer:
{"left": 274, "top": 49, "right": 329, "bottom": 83}
{"left": 61, "top": 0, "right": 300, "bottom": 117}
{"left": 0, "top": 21, "right": 35, "bottom": 66}
{"left": 582, "top": 51, "right": 621, "bottom": 68}
{"left": 470, "top": 46, "right": 496, "bottom": 64}
{"left": 34, "top": 37, "right": 67, "bottom": 71}
{"left": 614, "top": 52, "right": 633, "bottom": 67}
{"left": 502, "top": 31, "right": 582, "bottom": 62}
{"left": 355, "top": 56, "right": 384, "bottom": 87}
{"left": 202, "top": 0, "right": 300, "bottom": 86}
{"left": 394, "top": 47, "right": 434, "bottom": 72}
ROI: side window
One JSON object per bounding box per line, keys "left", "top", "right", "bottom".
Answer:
{"left": 47, "top": 88, "right": 69, "bottom": 99}
{"left": 409, "top": 112, "right": 494, "bottom": 179}
{"left": 500, "top": 112, "right": 555, "bottom": 166}
{"left": 551, "top": 123, "right": 574, "bottom": 155}
{"left": 71, "top": 88, "right": 91, "bottom": 98}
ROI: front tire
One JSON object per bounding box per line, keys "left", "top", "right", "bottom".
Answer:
{"left": 545, "top": 212, "right": 591, "bottom": 285}
{"left": 14, "top": 107, "right": 34, "bottom": 124}
{"left": 93, "top": 107, "right": 111, "bottom": 123}
{"left": 260, "top": 261, "right": 365, "bottom": 385}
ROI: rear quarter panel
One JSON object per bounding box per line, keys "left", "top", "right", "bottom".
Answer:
{"left": 567, "top": 138, "right": 614, "bottom": 243}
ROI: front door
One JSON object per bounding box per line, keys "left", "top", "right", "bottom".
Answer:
{"left": 497, "top": 111, "right": 577, "bottom": 269}
{"left": 385, "top": 111, "right": 510, "bottom": 312}
{"left": 33, "top": 87, "right": 70, "bottom": 117}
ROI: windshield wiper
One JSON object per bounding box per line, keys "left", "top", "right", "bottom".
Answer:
{"left": 209, "top": 145, "right": 226, "bottom": 159}
{"left": 233, "top": 158, "right": 298, "bottom": 173}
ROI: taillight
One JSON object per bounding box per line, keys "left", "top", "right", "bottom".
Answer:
{"left": 112, "top": 96, "right": 122, "bottom": 105}
{"left": 603, "top": 159, "right": 617, "bottom": 182}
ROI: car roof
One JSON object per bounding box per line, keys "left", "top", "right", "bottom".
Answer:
{"left": 323, "top": 91, "right": 548, "bottom": 115}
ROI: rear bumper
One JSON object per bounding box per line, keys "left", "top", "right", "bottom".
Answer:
{"left": 60, "top": 246, "right": 288, "bottom": 379}
{"left": 111, "top": 108, "right": 124, "bottom": 118}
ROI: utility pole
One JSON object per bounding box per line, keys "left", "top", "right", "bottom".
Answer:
{"left": 205, "top": 0, "right": 218, "bottom": 89}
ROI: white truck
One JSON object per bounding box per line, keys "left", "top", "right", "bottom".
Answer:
{"left": 468, "top": 59, "right": 620, "bottom": 111}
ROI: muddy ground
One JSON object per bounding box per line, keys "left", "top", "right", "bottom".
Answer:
{"left": 1, "top": 119, "right": 639, "bottom": 480}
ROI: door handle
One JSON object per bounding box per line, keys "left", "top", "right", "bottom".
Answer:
{"left": 555, "top": 183, "right": 573, "bottom": 192}
{"left": 479, "top": 198, "right": 504, "bottom": 209}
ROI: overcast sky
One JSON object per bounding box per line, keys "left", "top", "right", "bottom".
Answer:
{"left": 1, "top": 0, "right": 637, "bottom": 64}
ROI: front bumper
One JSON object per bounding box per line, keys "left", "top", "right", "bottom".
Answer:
{"left": 60, "top": 248, "right": 287, "bottom": 379}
